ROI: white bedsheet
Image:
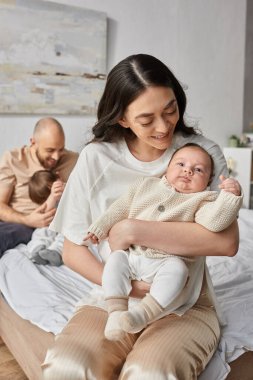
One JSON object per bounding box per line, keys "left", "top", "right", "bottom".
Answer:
{"left": 199, "top": 208, "right": 253, "bottom": 379}
{"left": 0, "top": 244, "right": 95, "bottom": 333}
{"left": 0, "top": 208, "right": 253, "bottom": 380}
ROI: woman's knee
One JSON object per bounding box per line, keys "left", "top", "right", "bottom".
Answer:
{"left": 120, "top": 335, "right": 187, "bottom": 380}
{"left": 42, "top": 306, "right": 137, "bottom": 380}
{"left": 120, "top": 308, "right": 219, "bottom": 380}
{"left": 42, "top": 356, "right": 86, "bottom": 380}
{"left": 41, "top": 306, "right": 107, "bottom": 379}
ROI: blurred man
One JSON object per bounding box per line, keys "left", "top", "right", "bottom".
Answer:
{"left": 0, "top": 117, "right": 78, "bottom": 257}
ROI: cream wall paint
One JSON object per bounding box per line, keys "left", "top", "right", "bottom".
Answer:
{"left": 0, "top": 0, "right": 246, "bottom": 156}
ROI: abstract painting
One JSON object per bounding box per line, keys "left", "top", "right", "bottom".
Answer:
{"left": 0, "top": 0, "right": 107, "bottom": 114}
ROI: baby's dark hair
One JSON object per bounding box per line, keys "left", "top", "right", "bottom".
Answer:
{"left": 170, "top": 143, "right": 214, "bottom": 184}
{"left": 29, "top": 170, "right": 58, "bottom": 205}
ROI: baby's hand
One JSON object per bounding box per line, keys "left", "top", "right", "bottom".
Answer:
{"left": 218, "top": 175, "right": 241, "bottom": 196}
{"left": 83, "top": 232, "right": 100, "bottom": 245}
{"left": 51, "top": 180, "right": 65, "bottom": 202}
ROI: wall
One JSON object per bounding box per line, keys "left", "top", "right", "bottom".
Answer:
{"left": 0, "top": 0, "right": 247, "bottom": 156}
{"left": 243, "top": 0, "right": 253, "bottom": 132}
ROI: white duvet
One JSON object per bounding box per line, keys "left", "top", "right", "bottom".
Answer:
{"left": 0, "top": 208, "right": 253, "bottom": 380}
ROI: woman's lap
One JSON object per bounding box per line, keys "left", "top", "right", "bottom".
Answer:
{"left": 42, "top": 303, "right": 220, "bottom": 380}
{"left": 121, "top": 305, "right": 220, "bottom": 379}
{"left": 42, "top": 306, "right": 138, "bottom": 380}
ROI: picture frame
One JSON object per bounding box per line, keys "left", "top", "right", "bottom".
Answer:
{"left": 0, "top": 0, "right": 107, "bottom": 115}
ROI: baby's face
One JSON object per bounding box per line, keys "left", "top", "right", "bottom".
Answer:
{"left": 166, "top": 146, "right": 212, "bottom": 193}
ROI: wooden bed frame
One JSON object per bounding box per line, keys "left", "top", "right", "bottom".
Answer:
{"left": 0, "top": 292, "right": 252, "bottom": 380}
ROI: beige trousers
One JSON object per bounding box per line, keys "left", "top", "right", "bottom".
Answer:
{"left": 42, "top": 287, "right": 220, "bottom": 380}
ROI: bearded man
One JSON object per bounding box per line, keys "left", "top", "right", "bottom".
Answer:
{"left": 0, "top": 117, "right": 78, "bottom": 256}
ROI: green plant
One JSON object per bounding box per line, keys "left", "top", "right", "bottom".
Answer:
{"left": 229, "top": 135, "right": 239, "bottom": 140}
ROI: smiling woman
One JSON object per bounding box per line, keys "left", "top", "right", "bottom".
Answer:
{"left": 118, "top": 87, "right": 180, "bottom": 161}
{"left": 41, "top": 54, "right": 238, "bottom": 380}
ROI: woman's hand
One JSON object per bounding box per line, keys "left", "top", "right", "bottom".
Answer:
{"left": 108, "top": 219, "right": 135, "bottom": 251}
{"left": 130, "top": 280, "right": 150, "bottom": 298}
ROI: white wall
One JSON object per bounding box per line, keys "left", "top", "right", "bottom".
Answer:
{"left": 0, "top": 0, "right": 246, "bottom": 156}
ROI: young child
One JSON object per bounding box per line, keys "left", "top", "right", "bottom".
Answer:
{"left": 84, "top": 143, "right": 243, "bottom": 340}
{"left": 26, "top": 170, "right": 65, "bottom": 266}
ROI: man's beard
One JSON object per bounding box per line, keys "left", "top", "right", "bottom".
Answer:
{"left": 36, "top": 150, "right": 57, "bottom": 169}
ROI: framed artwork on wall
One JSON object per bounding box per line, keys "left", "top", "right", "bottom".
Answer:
{"left": 0, "top": 0, "right": 107, "bottom": 115}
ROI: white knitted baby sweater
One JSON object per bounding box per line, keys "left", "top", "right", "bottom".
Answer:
{"left": 89, "top": 176, "right": 243, "bottom": 258}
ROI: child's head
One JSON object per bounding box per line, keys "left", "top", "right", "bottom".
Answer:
{"left": 29, "top": 170, "right": 58, "bottom": 204}
{"left": 166, "top": 143, "right": 214, "bottom": 193}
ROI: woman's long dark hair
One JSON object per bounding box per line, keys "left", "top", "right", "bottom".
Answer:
{"left": 89, "top": 54, "right": 197, "bottom": 143}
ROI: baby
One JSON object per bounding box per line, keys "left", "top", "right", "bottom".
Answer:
{"left": 26, "top": 170, "right": 65, "bottom": 266}
{"left": 85, "top": 143, "right": 243, "bottom": 340}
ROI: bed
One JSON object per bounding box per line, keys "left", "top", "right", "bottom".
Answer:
{"left": 0, "top": 208, "right": 253, "bottom": 380}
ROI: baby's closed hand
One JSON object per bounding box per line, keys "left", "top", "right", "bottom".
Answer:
{"left": 51, "top": 180, "right": 65, "bottom": 201}
{"left": 83, "top": 232, "right": 99, "bottom": 245}
{"left": 219, "top": 175, "right": 241, "bottom": 196}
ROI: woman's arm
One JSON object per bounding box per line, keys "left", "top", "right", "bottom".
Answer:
{"left": 63, "top": 238, "right": 151, "bottom": 297}
{"left": 62, "top": 238, "right": 104, "bottom": 285}
{"left": 108, "top": 219, "right": 239, "bottom": 257}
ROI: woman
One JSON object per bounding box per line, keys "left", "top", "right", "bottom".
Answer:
{"left": 42, "top": 54, "right": 238, "bottom": 380}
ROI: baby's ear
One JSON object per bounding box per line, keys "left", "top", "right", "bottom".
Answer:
{"left": 207, "top": 171, "right": 216, "bottom": 187}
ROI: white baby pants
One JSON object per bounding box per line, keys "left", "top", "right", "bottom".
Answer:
{"left": 102, "top": 250, "right": 189, "bottom": 308}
